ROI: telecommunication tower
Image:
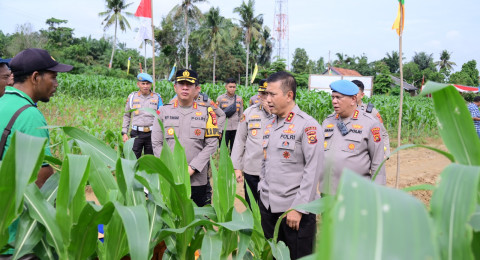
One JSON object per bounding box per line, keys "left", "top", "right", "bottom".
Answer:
{"left": 273, "top": 0, "right": 289, "bottom": 68}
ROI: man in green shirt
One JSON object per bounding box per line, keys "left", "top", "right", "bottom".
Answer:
{"left": 0, "top": 48, "right": 72, "bottom": 256}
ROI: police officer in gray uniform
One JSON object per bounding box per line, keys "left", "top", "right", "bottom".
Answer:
{"left": 151, "top": 69, "right": 219, "bottom": 207}
{"left": 122, "top": 73, "right": 163, "bottom": 158}
{"left": 321, "top": 80, "right": 386, "bottom": 194}
{"left": 216, "top": 78, "right": 244, "bottom": 151}
{"left": 260, "top": 71, "right": 323, "bottom": 259}
{"left": 249, "top": 79, "right": 266, "bottom": 107}
{"left": 231, "top": 80, "right": 273, "bottom": 207}
{"left": 352, "top": 79, "right": 390, "bottom": 157}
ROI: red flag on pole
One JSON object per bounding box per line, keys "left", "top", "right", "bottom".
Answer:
{"left": 135, "top": 0, "right": 152, "bottom": 18}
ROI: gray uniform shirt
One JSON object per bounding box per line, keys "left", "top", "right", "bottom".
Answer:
{"left": 259, "top": 105, "right": 324, "bottom": 213}
{"left": 231, "top": 104, "right": 273, "bottom": 176}
{"left": 170, "top": 95, "right": 226, "bottom": 133}
{"left": 321, "top": 110, "right": 387, "bottom": 194}
{"left": 216, "top": 94, "right": 244, "bottom": 131}
{"left": 249, "top": 94, "right": 260, "bottom": 107}
{"left": 151, "top": 101, "right": 219, "bottom": 186}
{"left": 122, "top": 91, "right": 161, "bottom": 134}
{"left": 359, "top": 103, "right": 391, "bottom": 156}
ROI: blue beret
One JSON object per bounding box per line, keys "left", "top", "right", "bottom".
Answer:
{"left": 0, "top": 58, "right": 11, "bottom": 65}
{"left": 137, "top": 73, "right": 153, "bottom": 83}
{"left": 330, "top": 80, "right": 359, "bottom": 96}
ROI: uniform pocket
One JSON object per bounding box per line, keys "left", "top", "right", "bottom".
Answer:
{"left": 164, "top": 120, "right": 179, "bottom": 139}
{"left": 247, "top": 121, "right": 262, "bottom": 139}
{"left": 341, "top": 133, "right": 362, "bottom": 153}
{"left": 190, "top": 120, "right": 206, "bottom": 139}
{"left": 277, "top": 140, "right": 297, "bottom": 163}
{"left": 323, "top": 131, "right": 333, "bottom": 151}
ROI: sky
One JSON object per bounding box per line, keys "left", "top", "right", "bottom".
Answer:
{"left": 1, "top": 0, "right": 479, "bottom": 72}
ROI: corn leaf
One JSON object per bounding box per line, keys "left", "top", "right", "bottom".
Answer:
{"left": 62, "top": 126, "right": 117, "bottom": 167}
{"left": 12, "top": 173, "right": 59, "bottom": 259}
{"left": 0, "top": 132, "right": 46, "bottom": 250}
{"left": 200, "top": 230, "right": 223, "bottom": 260}
{"left": 24, "top": 184, "right": 65, "bottom": 258}
{"left": 68, "top": 202, "right": 114, "bottom": 260}
{"left": 76, "top": 140, "right": 118, "bottom": 204}
{"left": 421, "top": 82, "right": 480, "bottom": 166}
{"left": 430, "top": 164, "right": 480, "bottom": 260}
{"left": 211, "top": 133, "right": 236, "bottom": 222}
{"left": 317, "top": 170, "right": 439, "bottom": 260}
{"left": 56, "top": 154, "right": 90, "bottom": 242}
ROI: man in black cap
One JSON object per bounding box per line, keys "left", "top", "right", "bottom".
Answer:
{"left": 0, "top": 58, "right": 13, "bottom": 97}
{"left": 151, "top": 69, "right": 219, "bottom": 207}
{"left": 249, "top": 79, "right": 267, "bottom": 106}
{"left": 0, "top": 48, "right": 72, "bottom": 257}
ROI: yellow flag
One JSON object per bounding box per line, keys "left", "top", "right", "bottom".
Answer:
{"left": 251, "top": 63, "right": 258, "bottom": 84}
{"left": 127, "top": 57, "right": 131, "bottom": 75}
{"left": 392, "top": 2, "right": 405, "bottom": 36}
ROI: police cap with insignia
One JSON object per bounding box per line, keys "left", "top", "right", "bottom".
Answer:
{"left": 330, "top": 80, "right": 359, "bottom": 96}
{"left": 175, "top": 69, "right": 198, "bottom": 84}
{"left": 258, "top": 79, "right": 267, "bottom": 92}
{"left": 137, "top": 72, "right": 153, "bottom": 83}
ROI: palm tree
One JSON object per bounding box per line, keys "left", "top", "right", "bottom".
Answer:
{"left": 258, "top": 26, "right": 273, "bottom": 66}
{"left": 195, "top": 7, "right": 231, "bottom": 83}
{"left": 99, "top": 0, "right": 134, "bottom": 69}
{"left": 169, "top": 0, "right": 207, "bottom": 69}
{"left": 435, "top": 50, "right": 456, "bottom": 71}
{"left": 234, "top": 0, "right": 263, "bottom": 88}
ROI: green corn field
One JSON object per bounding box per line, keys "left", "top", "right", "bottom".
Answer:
{"left": 40, "top": 74, "right": 438, "bottom": 156}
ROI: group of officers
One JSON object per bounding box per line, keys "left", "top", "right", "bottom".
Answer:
{"left": 122, "top": 68, "right": 389, "bottom": 259}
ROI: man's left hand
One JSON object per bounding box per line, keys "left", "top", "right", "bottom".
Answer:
{"left": 286, "top": 209, "right": 302, "bottom": 231}
{"left": 188, "top": 166, "right": 195, "bottom": 176}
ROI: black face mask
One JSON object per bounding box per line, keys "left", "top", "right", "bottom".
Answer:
{"left": 337, "top": 122, "right": 349, "bottom": 136}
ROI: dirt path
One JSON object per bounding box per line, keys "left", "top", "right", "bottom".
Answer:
{"left": 86, "top": 138, "right": 450, "bottom": 208}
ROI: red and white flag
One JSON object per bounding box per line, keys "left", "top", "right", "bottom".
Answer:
{"left": 134, "top": 0, "right": 152, "bottom": 18}
{"left": 135, "top": 0, "right": 152, "bottom": 43}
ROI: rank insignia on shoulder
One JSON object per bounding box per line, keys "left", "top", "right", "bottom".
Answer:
{"left": 210, "top": 100, "right": 218, "bottom": 109}
{"left": 193, "top": 102, "right": 198, "bottom": 109}
{"left": 286, "top": 112, "right": 295, "bottom": 122}
{"left": 371, "top": 127, "right": 381, "bottom": 142}
{"left": 376, "top": 113, "right": 383, "bottom": 123}
{"left": 335, "top": 114, "right": 339, "bottom": 119}
{"left": 353, "top": 110, "right": 359, "bottom": 119}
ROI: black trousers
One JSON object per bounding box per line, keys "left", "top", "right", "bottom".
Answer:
{"left": 244, "top": 172, "right": 260, "bottom": 208}
{"left": 191, "top": 185, "right": 209, "bottom": 207}
{"left": 130, "top": 130, "right": 153, "bottom": 159}
{"left": 224, "top": 130, "right": 237, "bottom": 152}
{"left": 259, "top": 201, "right": 317, "bottom": 260}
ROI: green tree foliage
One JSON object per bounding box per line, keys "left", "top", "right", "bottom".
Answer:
{"left": 42, "top": 18, "right": 74, "bottom": 48}
{"left": 291, "top": 48, "right": 309, "bottom": 74}
{"left": 412, "top": 51, "right": 435, "bottom": 71}
{"left": 194, "top": 7, "right": 232, "bottom": 83}
{"left": 98, "top": 0, "right": 134, "bottom": 69}
{"left": 373, "top": 73, "right": 393, "bottom": 95}
{"left": 5, "top": 24, "right": 47, "bottom": 57}
{"left": 382, "top": 51, "right": 403, "bottom": 74}
{"left": 257, "top": 26, "right": 273, "bottom": 67}
{"left": 450, "top": 60, "right": 479, "bottom": 86}
{"left": 316, "top": 57, "right": 326, "bottom": 74}
{"left": 234, "top": 0, "right": 263, "bottom": 88}
{"left": 169, "top": 0, "right": 207, "bottom": 69}
{"left": 435, "top": 50, "right": 456, "bottom": 72}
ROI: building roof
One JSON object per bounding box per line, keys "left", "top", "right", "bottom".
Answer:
{"left": 322, "top": 67, "right": 362, "bottom": 76}
{"left": 390, "top": 75, "right": 418, "bottom": 91}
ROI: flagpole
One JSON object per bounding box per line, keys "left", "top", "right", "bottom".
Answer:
{"left": 151, "top": 0, "right": 156, "bottom": 92}
{"left": 395, "top": 3, "right": 405, "bottom": 189}
{"left": 144, "top": 39, "right": 147, "bottom": 71}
